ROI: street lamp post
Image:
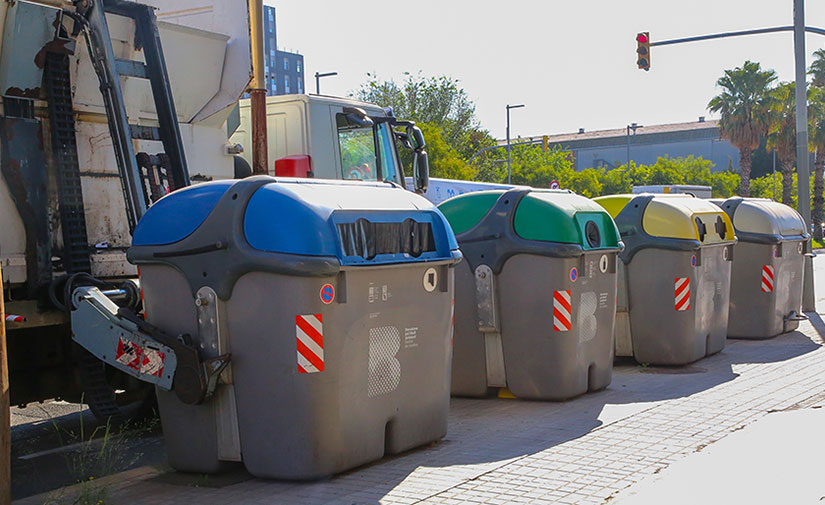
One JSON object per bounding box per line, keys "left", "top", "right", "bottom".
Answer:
{"left": 314, "top": 71, "right": 338, "bottom": 95}
{"left": 506, "top": 104, "right": 525, "bottom": 184}
{"left": 626, "top": 123, "right": 640, "bottom": 167}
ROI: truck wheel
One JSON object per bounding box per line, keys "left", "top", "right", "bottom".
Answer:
{"left": 77, "top": 347, "right": 156, "bottom": 424}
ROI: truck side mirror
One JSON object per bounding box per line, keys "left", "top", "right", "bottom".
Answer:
{"left": 413, "top": 150, "right": 429, "bottom": 194}
{"left": 408, "top": 125, "right": 426, "bottom": 150}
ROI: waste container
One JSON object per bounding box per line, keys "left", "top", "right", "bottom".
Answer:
{"left": 128, "top": 176, "right": 461, "bottom": 479}
{"left": 438, "top": 188, "right": 622, "bottom": 400}
{"left": 594, "top": 194, "right": 735, "bottom": 365}
{"left": 711, "top": 197, "right": 809, "bottom": 338}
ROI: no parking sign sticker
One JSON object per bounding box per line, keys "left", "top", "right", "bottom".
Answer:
{"left": 320, "top": 283, "right": 335, "bottom": 304}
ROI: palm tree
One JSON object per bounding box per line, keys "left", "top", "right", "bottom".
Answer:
{"left": 708, "top": 61, "right": 777, "bottom": 196}
{"left": 807, "top": 86, "right": 825, "bottom": 240}
{"left": 809, "top": 48, "right": 825, "bottom": 87}
{"left": 766, "top": 82, "right": 796, "bottom": 206}
{"left": 808, "top": 49, "right": 825, "bottom": 240}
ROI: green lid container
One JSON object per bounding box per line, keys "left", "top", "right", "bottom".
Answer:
{"left": 439, "top": 189, "right": 621, "bottom": 250}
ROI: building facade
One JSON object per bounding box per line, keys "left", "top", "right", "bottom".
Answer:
{"left": 511, "top": 119, "right": 740, "bottom": 172}
{"left": 263, "top": 5, "right": 304, "bottom": 96}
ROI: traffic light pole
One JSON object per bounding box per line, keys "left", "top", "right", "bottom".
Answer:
{"left": 641, "top": 1, "right": 822, "bottom": 311}
{"left": 794, "top": 0, "right": 816, "bottom": 311}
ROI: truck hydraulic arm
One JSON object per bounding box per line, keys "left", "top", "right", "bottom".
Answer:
{"left": 71, "top": 287, "right": 229, "bottom": 405}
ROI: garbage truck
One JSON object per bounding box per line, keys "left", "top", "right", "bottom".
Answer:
{"left": 0, "top": 0, "right": 252, "bottom": 420}
{"left": 228, "top": 93, "right": 438, "bottom": 196}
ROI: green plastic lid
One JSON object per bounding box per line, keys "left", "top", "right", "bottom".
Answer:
{"left": 438, "top": 189, "right": 621, "bottom": 249}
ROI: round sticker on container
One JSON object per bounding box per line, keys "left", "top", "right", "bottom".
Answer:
{"left": 599, "top": 254, "right": 609, "bottom": 273}
{"left": 723, "top": 247, "right": 730, "bottom": 261}
{"left": 570, "top": 267, "right": 578, "bottom": 282}
{"left": 423, "top": 267, "right": 438, "bottom": 292}
{"left": 320, "top": 283, "right": 335, "bottom": 304}
{"left": 798, "top": 242, "right": 804, "bottom": 254}
{"left": 690, "top": 255, "right": 697, "bottom": 267}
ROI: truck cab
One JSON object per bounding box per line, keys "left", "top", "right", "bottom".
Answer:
{"left": 230, "top": 94, "right": 427, "bottom": 190}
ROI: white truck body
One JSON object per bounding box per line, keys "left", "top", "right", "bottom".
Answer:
{"left": 632, "top": 185, "right": 713, "bottom": 199}
{"left": 0, "top": 0, "right": 250, "bottom": 285}
{"left": 405, "top": 177, "right": 515, "bottom": 205}
{"left": 230, "top": 94, "right": 398, "bottom": 181}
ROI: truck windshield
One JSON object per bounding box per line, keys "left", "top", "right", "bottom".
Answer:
{"left": 336, "top": 115, "right": 401, "bottom": 184}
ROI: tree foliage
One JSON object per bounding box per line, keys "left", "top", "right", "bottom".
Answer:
{"left": 352, "top": 72, "right": 494, "bottom": 160}
{"left": 766, "top": 82, "right": 797, "bottom": 205}
{"left": 708, "top": 61, "right": 777, "bottom": 196}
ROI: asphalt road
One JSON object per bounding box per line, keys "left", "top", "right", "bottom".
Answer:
{"left": 11, "top": 400, "right": 165, "bottom": 500}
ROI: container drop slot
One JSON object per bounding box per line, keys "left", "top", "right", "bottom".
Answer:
{"left": 337, "top": 218, "right": 435, "bottom": 260}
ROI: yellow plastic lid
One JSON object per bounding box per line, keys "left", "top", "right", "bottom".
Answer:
{"left": 642, "top": 194, "right": 734, "bottom": 243}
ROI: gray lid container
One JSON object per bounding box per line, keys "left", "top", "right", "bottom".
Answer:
{"left": 439, "top": 188, "right": 622, "bottom": 400}
{"left": 129, "top": 176, "right": 460, "bottom": 479}
{"left": 713, "top": 197, "right": 809, "bottom": 338}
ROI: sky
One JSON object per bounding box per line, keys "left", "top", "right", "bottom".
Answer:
{"left": 267, "top": 1, "right": 825, "bottom": 140}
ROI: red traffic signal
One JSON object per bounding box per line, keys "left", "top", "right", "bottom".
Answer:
{"left": 636, "top": 32, "right": 650, "bottom": 71}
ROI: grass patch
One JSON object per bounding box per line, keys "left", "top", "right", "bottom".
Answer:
{"left": 39, "top": 401, "right": 160, "bottom": 505}
{"left": 813, "top": 239, "right": 823, "bottom": 250}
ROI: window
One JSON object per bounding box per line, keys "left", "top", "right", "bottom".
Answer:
{"left": 284, "top": 75, "right": 290, "bottom": 93}
{"left": 297, "top": 61, "right": 302, "bottom": 73}
{"left": 297, "top": 79, "right": 303, "bottom": 94}
{"left": 284, "top": 59, "right": 289, "bottom": 71}
{"left": 336, "top": 114, "right": 400, "bottom": 184}
{"left": 270, "top": 49, "right": 276, "bottom": 63}
{"left": 268, "top": 9, "right": 273, "bottom": 22}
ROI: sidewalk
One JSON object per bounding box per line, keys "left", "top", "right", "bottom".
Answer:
{"left": 612, "top": 407, "right": 825, "bottom": 505}
{"left": 16, "top": 314, "right": 825, "bottom": 505}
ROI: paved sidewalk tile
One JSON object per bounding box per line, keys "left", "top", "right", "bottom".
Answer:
{"left": 19, "top": 318, "right": 825, "bottom": 505}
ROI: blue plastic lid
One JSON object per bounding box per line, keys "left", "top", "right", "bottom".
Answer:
{"left": 133, "top": 180, "right": 234, "bottom": 246}
{"left": 244, "top": 179, "right": 459, "bottom": 265}
{"left": 133, "top": 178, "right": 459, "bottom": 266}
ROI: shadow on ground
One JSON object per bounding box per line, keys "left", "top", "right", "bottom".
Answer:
{"left": 17, "top": 326, "right": 824, "bottom": 505}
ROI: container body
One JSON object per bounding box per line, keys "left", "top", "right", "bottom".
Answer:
{"left": 452, "top": 253, "right": 617, "bottom": 399}
{"left": 727, "top": 240, "right": 805, "bottom": 338}
{"left": 131, "top": 177, "right": 460, "bottom": 479}
{"left": 623, "top": 244, "right": 732, "bottom": 365}
{"left": 711, "top": 197, "right": 809, "bottom": 340}
{"left": 444, "top": 189, "right": 621, "bottom": 401}
{"left": 143, "top": 260, "right": 454, "bottom": 479}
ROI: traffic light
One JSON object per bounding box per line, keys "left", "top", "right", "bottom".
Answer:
{"left": 636, "top": 32, "right": 650, "bottom": 71}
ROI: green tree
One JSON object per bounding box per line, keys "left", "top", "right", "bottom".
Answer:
{"left": 808, "top": 51, "right": 825, "bottom": 240}
{"left": 766, "top": 82, "right": 797, "bottom": 205}
{"left": 708, "top": 61, "right": 777, "bottom": 196}
{"left": 415, "top": 123, "right": 475, "bottom": 180}
{"left": 508, "top": 144, "right": 575, "bottom": 188}
{"left": 352, "top": 72, "right": 494, "bottom": 160}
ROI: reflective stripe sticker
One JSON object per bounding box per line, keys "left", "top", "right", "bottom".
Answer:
{"left": 115, "top": 337, "right": 143, "bottom": 372}
{"left": 296, "top": 314, "right": 324, "bottom": 373}
{"left": 674, "top": 277, "right": 690, "bottom": 311}
{"left": 140, "top": 348, "right": 165, "bottom": 377}
{"left": 553, "top": 290, "right": 572, "bottom": 331}
{"left": 762, "top": 265, "right": 775, "bottom": 293}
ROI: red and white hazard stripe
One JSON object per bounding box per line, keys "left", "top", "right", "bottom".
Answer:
{"left": 4, "top": 315, "right": 25, "bottom": 323}
{"left": 553, "top": 290, "right": 572, "bottom": 332}
{"left": 674, "top": 277, "right": 690, "bottom": 311}
{"left": 761, "top": 265, "right": 775, "bottom": 293}
{"left": 296, "top": 314, "right": 324, "bottom": 373}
